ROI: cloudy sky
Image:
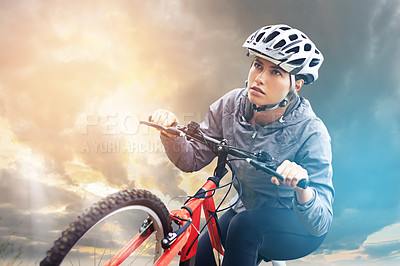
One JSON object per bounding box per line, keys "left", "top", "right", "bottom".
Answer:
{"left": 0, "top": 0, "right": 399, "bottom": 265}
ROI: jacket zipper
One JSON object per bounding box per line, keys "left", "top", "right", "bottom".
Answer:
{"left": 252, "top": 130, "right": 258, "bottom": 139}
{"left": 249, "top": 127, "right": 258, "bottom": 151}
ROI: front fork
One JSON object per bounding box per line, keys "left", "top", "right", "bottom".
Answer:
{"left": 160, "top": 144, "right": 228, "bottom": 265}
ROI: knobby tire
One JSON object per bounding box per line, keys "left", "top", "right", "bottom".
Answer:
{"left": 40, "top": 189, "right": 172, "bottom": 266}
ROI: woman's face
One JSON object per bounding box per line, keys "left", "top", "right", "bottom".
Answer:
{"left": 247, "top": 57, "right": 291, "bottom": 107}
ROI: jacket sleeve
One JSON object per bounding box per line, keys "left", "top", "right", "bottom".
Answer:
{"left": 292, "top": 120, "right": 335, "bottom": 237}
{"left": 160, "top": 98, "right": 225, "bottom": 172}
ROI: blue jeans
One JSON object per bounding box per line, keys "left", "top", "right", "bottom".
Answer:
{"left": 195, "top": 208, "right": 326, "bottom": 266}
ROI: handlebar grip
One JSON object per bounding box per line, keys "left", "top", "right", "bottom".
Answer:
{"left": 297, "top": 179, "right": 309, "bottom": 189}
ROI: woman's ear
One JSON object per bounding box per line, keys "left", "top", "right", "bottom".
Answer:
{"left": 295, "top": 79, "right": 305, "bottom": 92}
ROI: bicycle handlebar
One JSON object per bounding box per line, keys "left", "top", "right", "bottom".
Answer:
{"left": 139, "top": 120, "right": 309, "bottom": 189}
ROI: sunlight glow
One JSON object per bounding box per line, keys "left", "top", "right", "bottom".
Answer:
{"left": 84, "top": 182, "right": 119, "bottom": 197}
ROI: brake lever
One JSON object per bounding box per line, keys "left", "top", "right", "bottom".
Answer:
{"left": 140, "top": 120, "right": 166, "bottom": 131}
{"left": 139, "top": 121, "right": 186, "bottom": 137}
{"left": 245, "top": 158, "right": 309, "bottom": 189}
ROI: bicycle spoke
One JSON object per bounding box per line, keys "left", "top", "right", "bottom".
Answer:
{"left": 128, "top": 241, "right": 156, "bottom": 265}
{"left": 93, "top": 244, "right": 96, "bottom": 266}
{"left": 97, "top": 220, "right": 118, "bottom": 266}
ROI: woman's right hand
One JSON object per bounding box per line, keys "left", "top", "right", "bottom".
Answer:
{"left": 149, "top": 109, "right": 180, "bottom": 137}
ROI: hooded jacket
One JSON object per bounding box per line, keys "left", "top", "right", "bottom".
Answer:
{"left": 161, "top": 88, "right": 334, "bottom": 237}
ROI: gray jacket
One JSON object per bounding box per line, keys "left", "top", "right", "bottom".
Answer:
{"left": 161, "top": 88, "right": 334, "bottom": 237}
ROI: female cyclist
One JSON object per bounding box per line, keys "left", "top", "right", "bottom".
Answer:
{"left": 150, "top": 24, "right": 334, "bottom": 265}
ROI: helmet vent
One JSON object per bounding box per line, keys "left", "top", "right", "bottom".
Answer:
{"left": 256, "top": 32, "right": 265, "bottom": 42}
{"left": 315, "top": 49, "right": 320, "bottom": 54}
{"left": 280, "top": 26, "right": 291, "bottom": 31}
{"left": 304, "top": 43, "right": 312, "bottom": 51}
{"left": 286, "top": 46, "right": 300, "bottom": 54}
{"left": 289, "top": 34, "right": 298, "bottom": 41}
{"left": 288, "top": 58, "right": 306, "bottom": 66}
{"left": 309, "top": 58, "right": 320, "bottom": 67}
{"left": 273, "top": 40, "right": 286, "bottom": 49}
{"left": 264, "top": 31, "right": 280, "bottom": 43}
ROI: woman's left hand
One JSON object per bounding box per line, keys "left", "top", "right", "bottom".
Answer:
{"left": 271, "top": 160, "right": 314, "bottom": 204}
{"left": 271, "top": 160, "right": 308, "bottom": 188}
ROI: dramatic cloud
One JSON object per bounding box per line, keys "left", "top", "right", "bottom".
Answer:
{"left": 1, "top": 0, "right": 399, "bottom": 265}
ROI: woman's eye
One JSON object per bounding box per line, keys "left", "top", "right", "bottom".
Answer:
{"left": 254, "top": 62, "right": 263, "bottom": 69}
{"left": 272, "top": 70, "right": 282, "bottom": 76}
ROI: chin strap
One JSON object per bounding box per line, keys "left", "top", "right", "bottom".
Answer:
{"left": 253, "top": 75, "right": 296, "bottom": 112}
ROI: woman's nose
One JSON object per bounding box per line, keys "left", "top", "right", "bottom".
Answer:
{"left": 255, "top": 72, "right": 265, "bottom": 85}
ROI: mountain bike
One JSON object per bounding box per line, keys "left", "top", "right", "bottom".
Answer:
{"left": 40, "top": 120, "right": 309, "bottom": 266}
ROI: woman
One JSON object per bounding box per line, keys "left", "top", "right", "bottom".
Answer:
{"left": 150, "top": 24, "right": 334, "bottom": 265}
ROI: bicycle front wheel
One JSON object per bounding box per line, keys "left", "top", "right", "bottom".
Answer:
{"left": 40, "top": 189, "right": 172, "bottom": 266}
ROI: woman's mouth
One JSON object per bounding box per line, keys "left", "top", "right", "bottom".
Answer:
{"left": 250, "top": 86, "right": 265, "bottom": 95}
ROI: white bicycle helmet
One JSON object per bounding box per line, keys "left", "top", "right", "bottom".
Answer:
{"left": 243, "top": 24, "right": 323, "bottom": 85}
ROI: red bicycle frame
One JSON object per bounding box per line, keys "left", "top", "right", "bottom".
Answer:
{"left": 104, "top": 177, "right": 224, "bottom": 266}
